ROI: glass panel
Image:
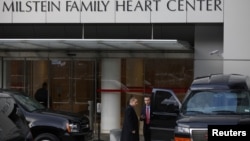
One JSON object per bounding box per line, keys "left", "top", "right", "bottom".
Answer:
{"left": 144, "top": 59, "right": 193, "bottom": 101}
{"left": 50, "top": 60, "right": 71, "bottom": 111}
{"left": 3, "top": 59, "right": 49, "bottom": 99}
{"left": 28, "top": 60, "right": 49, "bottom": 101}
{"left": 122, "top": 59, "right": 144, "bottom": 115}
{"left": 74, "top": 60, "right": 94, "bottom": 102}
{"left": 4, "top": 60, "right": 25, "bottom": 91}
{"left": 73, "top": 60, "right": 95, "bottom": 113}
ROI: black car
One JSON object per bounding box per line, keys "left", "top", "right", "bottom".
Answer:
{"left": 150, "top": 74, "right": 250, "bottom": 141}
{"left": 0, "top": 89, "right": 91, "bottom": 141}
{"left": 0, "top": 93, "right": 33, "bottom": 141}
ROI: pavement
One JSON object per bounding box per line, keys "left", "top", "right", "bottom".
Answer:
{"left": 90, "top": 133, "right": 109, "bottom": 141}
{"left": 89, "top": 132, "right": 144, "bottom": 141}
{"left": 89, "top": 122, "right": 144, "bottom": 141}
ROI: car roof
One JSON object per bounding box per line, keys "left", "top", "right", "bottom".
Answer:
{"left": 190, "top": 74, "right": 250, "bottom": 90}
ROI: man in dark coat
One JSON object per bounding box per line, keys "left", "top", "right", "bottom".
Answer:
{"left": 35, "top": 82, "right": 48, "bottom": 108}
{"left": 120, "top": 96, "right": 139, "bottom": 141}
{"left": 140, "top": 95, "right": 151, "bottom": 141}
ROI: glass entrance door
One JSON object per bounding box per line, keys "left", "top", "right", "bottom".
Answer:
{"left": 50, "top": 59, "right": 95, "bottom": 114}
{"left": 3, "top": 59, "right": 96, "bottom": 114}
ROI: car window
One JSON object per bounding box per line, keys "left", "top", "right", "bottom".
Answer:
{"left": 12, "top": 94, "right": 45, "bottom": 112}
{"left": 236, "top": 91, "right": 250, "bottom": 113}
{"left": 182, "top": 90, "right": 250, "bottom": 115}
{"left": 186, "top": 91, "right": 214, "bottom": 111}
{"left": 153, "top": 90, "right": 178, "bottom": 113}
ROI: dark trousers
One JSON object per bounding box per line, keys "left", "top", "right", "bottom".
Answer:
{"left": 143, "top": 123, "right": 151, "bottom": 141}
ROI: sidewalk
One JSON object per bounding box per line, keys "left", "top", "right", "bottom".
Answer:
{"left": 89, "top": 132, "right": 144, "bottom": 141}
{"left": 90, "top": 133, "right": 109, "bottom": 141}
{"left": 89, "top": 122, "right": 144, "bottom": 141}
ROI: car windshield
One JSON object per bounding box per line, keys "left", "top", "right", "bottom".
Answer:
{"left": 181, "top": 90, "right": 250, "bottom": 115}
{"left": 12, "top": 94, "right": 45, "bottom": 112}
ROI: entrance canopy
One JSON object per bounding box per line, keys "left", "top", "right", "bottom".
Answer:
{"left": 0, "top": 39, "right": 193, "bottom": 58}
{"left": 0, "top": 39, "right": 192, "bottom": 51}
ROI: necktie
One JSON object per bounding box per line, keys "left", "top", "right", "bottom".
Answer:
{"left": 146, "top": 107, "right": 150, "bottom": 124}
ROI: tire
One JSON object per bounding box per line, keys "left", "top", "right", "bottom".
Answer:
{"left": 34, "top": 133, "right": 59, "bottom": 141}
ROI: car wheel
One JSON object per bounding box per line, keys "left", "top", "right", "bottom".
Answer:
{"left": 34, "top": 133, "right": 59, "bottom": 141}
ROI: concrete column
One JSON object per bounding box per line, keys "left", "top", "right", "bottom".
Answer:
{"left": 224, "top": 0, "right": 250, "bottom": 76}
{"left": 101, "top": 59, "right": 121, "bottom": 133}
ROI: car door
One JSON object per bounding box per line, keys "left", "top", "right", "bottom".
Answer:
{"left": 150, "top": 88, "right": 181, "bottom": 141}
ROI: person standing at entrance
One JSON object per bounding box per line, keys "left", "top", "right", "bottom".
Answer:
{"left": 120, "top": 96, "right": 139, "bottom": 141}
{"left": 140, "top": 95, "right": 151, "bottom": 141}
{"left": 35, "top": 82, "right": 48, "bottom": 108}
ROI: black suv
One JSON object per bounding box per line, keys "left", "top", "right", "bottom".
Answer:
{"left": 150, "top": 74, "right": 250, "bottom": 141}
{"left": 0, "top": 89, "right": 91, "bottom": 141}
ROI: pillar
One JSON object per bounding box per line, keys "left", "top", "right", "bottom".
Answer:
{"left": 101, "top": 59, "right": 121, "bottom": 133}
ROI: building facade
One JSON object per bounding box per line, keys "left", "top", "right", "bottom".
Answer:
{"left": 0, "top": 0, "right": 250, "bottom": 134}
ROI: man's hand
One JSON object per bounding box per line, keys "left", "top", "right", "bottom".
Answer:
{"left": 140, "top": 114, "right": 145, "bottom": 121}
{"left": 132, "top": 130, "right": 136, "bottom": 134}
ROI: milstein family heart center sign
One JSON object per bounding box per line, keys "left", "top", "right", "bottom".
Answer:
{"left": 0, "top": 0, "right": 224, "bottom": 23}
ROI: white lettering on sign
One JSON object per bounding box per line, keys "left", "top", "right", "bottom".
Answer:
{"left": 212, "top": 129, "right": 247, "bottom": 136}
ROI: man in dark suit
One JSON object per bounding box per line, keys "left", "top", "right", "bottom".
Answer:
{"left": 140, "top": 95, "right": 151, "bottom": 141}
{"left": 120, "top": 96, "right": 139, "bottom": 141}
